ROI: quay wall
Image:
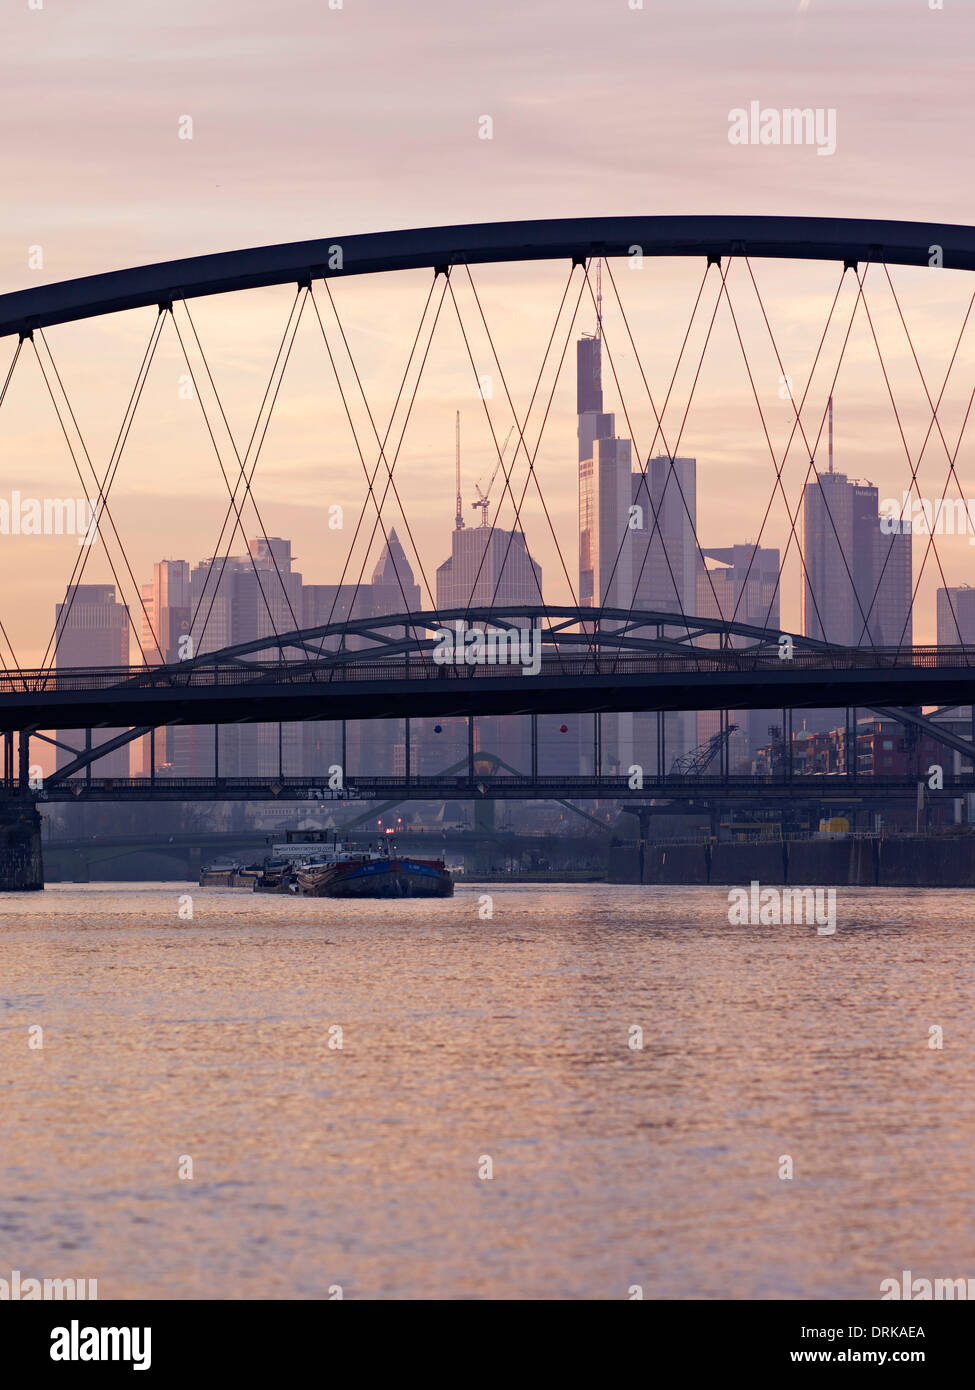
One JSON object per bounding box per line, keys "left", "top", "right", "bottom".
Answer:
{"left": 609, "top": 836, "right": 975, "bottom": 887}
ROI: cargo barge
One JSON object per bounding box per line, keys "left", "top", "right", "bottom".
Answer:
{"left": 252, "top": 829, "right": 453, "bottom": 899}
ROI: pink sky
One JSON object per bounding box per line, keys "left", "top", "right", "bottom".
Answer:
{"left": 2, "top": 0, "right": 975, "bottom": 663}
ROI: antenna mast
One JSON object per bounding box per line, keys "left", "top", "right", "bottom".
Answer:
{"left": 596, "top": 259, "right": 603, "bottom": 340}
{"left": 828, "top": 394, "right": 833, "bottom": 474}
{"left": 454, "top": 410, "right": 464, "bottom": 529}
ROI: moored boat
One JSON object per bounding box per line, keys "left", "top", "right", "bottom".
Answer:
{"left": 295, "top": 853, "right": 453, "bottom": 898}
{"left": 200, "top": 859, "right": 261, "bottom": 888}
{"left": 251, "top": 828, "right": 453, "bottom": 898}
{"left": 251, "top": 858, "right": 296, "bottom": 893}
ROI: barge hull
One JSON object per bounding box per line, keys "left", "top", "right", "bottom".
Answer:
{"left": 297, "top": 859, "right": 453, "bottom": 898}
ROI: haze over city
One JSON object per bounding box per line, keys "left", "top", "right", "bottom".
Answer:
{"left": 3, "top": 0, "right": 975, "bottom": 665}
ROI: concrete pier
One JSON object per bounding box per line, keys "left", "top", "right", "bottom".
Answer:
{"left": 0, "top": 803, "right": 43, "bottom": 891}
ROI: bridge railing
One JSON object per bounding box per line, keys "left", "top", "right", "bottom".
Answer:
{"left": 32, "top": 772, "right": 975, "bottom": 791}
{"left": 2, "top": 644, "right": 975, "bottom": 694}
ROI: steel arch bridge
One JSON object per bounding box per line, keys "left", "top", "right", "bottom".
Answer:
{"left": 2, "top": 215, "right": 975, "bottom": 794}
{"left": 0, "top": 605, "right": 973, "bottom": 788}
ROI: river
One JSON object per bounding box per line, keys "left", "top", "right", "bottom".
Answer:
{"left": 1, "top": 882, "right": 973, "bottom": 1299}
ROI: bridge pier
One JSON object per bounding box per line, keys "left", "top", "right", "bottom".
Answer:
{"left": 0, "top": 802, "right": 44, "bottom": 890}
{"left": 473, "top": 798, "right": 495, "bottom": 875}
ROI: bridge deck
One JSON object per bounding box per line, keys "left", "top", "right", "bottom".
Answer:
{"left": 25, "top": 774, "right": 975, "bottom": 804}
{"left": 1, "top": 649, "right": 974, "bottom": 729}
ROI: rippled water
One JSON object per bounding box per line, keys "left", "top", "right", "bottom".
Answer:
{"left": 1, "top": 881, "right": 973, "bottom": 1299}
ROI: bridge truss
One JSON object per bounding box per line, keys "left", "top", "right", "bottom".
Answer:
{"left": 1, "top": 216, "right": 975, "bottom": 805}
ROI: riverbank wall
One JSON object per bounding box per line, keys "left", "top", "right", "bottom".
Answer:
{"left": 608, "top": 835, "right": 975, "bottom": 887}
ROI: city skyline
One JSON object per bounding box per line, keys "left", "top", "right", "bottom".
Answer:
{"left": 43, "top": 401, "right": 972, "bottom": 670}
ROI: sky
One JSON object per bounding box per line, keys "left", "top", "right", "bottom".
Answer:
{"left": 2, "top": 0, "right": 975, "bottom": 663}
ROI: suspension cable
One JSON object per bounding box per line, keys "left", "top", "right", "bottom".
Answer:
{"left": 600, "top": 256, "right": 726, "bottom": 644}
{"left": 311, "top": 273, "right": 449, "bottom": 670}
{"left": 172, "top": 301, "right": 303, "bottom": 659}
{"left": 592, "top": 259, "right": 726, "bottom": 669}
{"left": 35, "top": 318, "right": 167, "bottom": 672}
{"left": 310, "top": 279, "right": 437, "bottom": 631}
{"left": 733, "top": 258, "right": 869, "bottom": 657}
{"left": 745, "top": 264, "right": 870, "bottom": 655}
{"left": 445, "top": 264, "right": 581, "bottom": 648}
{"left": 853, "top": 271, "right": 958, "bottom": 653}
{"left": 0, "top": 339, "right": 26, "bottom": 672}
{"left": 188, "top": 288, "right": 306, "bottom": 660}
{"left": 874, "top": 265, "right": 975, "bottom": 656}
{"left": 340, "top": 278, "right": 449, "bottom": 643}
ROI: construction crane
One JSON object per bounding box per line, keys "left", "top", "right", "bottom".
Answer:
{"left": 669, "top": 723, "right": 739, "bottom": 777}
{"left": 470, "top": 426, "right": 515, "bottom": 528}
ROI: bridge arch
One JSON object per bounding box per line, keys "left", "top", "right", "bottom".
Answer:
{"left": 1, "top": 215, "right": 973, "bottom": 339}
{"left": 122, "top": 605, "right": 837, "bottom": 681}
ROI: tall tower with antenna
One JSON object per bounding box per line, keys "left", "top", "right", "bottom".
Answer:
{"left": 454, "top": 410, "right": 464, "bottom": 530}
{"left": 596, "top": 258, "right": 603, "bottom": 339}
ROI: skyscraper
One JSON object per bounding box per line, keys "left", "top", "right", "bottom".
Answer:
{"left": 699, "top": 544, "right": 780, "bottom": 631}
{"left": 370, "top": 527, "right": 422, "bottom": 613}
{"left": 170, "top": 538, "right": 303, "bottom": 777}
{"left": 577, "top": 332, "right": 632, "bottom": 613}
{"left": 577, "top": 329, "right": 701, "bottom": 773}
{"left": 437, "top": 524, "right": 542, "bottom": 609}
{"left": 579, "top": 436, "right": 633, "bottom": 611}
{"left": 628, "top": 456, "right": 699, "bottom": 773}
{"left": 576, "top": 334, "right": 615, "bottom": 466}
{"left": 801, "top": 474, "right": 912, "bottom": 647}
{"left": 696, "top": 544, "right": 781, "bottom": 764}
{"left": 630, "top": 456, "right": 699, "bottom": 620}
{"left": 140, "top": 559, "right": 191, "bottom": 663}
{"left": 937, "top": 585, "right": 975, "bottom": 646}
{"left": 576, "top": 330, "right": 636, "bottom": 773}
{"left": 55, "top": 584, "right": 131, "bottom": 777}
{"left": 800, "top": 463, "right": 912, "bottom": 740}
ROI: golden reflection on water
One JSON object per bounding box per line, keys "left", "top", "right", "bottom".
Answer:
{"left": 1, "top": 882, "right": 973, "bottom": 1299}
